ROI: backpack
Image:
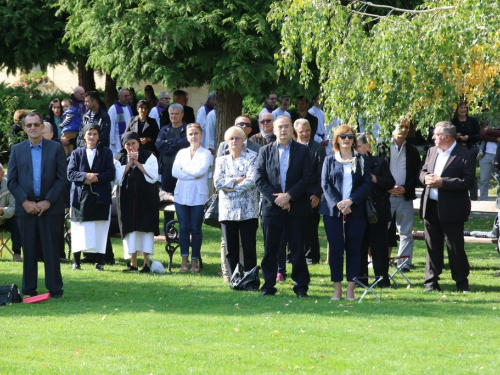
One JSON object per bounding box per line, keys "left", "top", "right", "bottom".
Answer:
{"left": 0, "top": 284, "right": 22, "bottom": 306}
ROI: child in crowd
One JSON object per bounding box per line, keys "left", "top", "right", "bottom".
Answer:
{"left": 60, "top": 98, "right": 82, "bottom": 156}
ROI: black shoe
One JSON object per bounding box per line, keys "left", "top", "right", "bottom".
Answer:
{"left": 378, "top": 281, "right": 391, "bottom": 289}
{"left": 296, "top": 291, "right": 308, "bottom": 298}
{"left": 458, "top": 287, "right": 472, "bottom": 293}
{"left": 81, "top": 257, "right": 95, "bottom": 264}
{"left": 259, "top": 290, "right": 275, "bottom": 297}
{"left": 95, "top": 264, "right": 104, "bottom": 271}
{"left": 306, "top": 259, "right": 319, "bottom": 265}
{"left": 105, "top": 258, "right": 116, "bottom": 265}
{"left": 50, "top": 291, "right": 64, "bottom": 299}
{"left": 400, "top": 267, "right": 411, "bottom": 273}
{"left": 424, "top": 283, "right": 442, "bottom": 292}
{"left": 139, "top": 265, "right": 151, "bottom": 273}
{"left": 122, "top": 263, "right": 138, "bottom": 272}
{"left": 71, "top": 263, "right": 81, "bottom": 271}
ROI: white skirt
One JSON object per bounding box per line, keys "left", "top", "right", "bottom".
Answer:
{"left": 123, "top": 231, "right": 155, "bottom": 259}
{"left": 71, "top": 219, "right": 111, "bottom": 254}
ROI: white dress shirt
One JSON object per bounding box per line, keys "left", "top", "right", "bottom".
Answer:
{"left": 429, "top": 141, "right": 457, "bottom": 200}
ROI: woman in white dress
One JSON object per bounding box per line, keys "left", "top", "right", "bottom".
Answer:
{"left": 114, "top": 131, "right": 160, "bottom": 273}
{"left": 67, "top": 123, "right": 115, "bottom": 271}
{"left": 172, "top": 123, "right": 213, "bottom": 273}
{"left": 213, "top": 126, "right": 259, "bottom": 281}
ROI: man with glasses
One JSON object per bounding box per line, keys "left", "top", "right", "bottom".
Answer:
{"left": 259, "top": 92, "right": 278, "bottom": 122}
{"left": 255, "top": 116, "right": 311, "bottom": 298}
{"left": 108, "top": 88, "right": 133, "bottom": 156}
{"left": 250, "top": 112, "right": 276, "bottom": 146}
{"left": 8, "top": 112, "right": 67, "bottom": 298}
{"left": 150, "top": 91, "right": 170, "bottom": 128}
{"left": 420, "top": 121, "right": 474, "bottom": 292}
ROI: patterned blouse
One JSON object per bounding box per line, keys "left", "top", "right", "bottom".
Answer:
{"left": 213, "top": 151, "right": 259, "bottom": 221}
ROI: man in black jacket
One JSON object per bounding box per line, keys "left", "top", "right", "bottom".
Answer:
{"left": 255, "top": 116, "right": 312, "bottom": 298}
{"left": 387, "top": 119, "right": 421, "bottom": 271}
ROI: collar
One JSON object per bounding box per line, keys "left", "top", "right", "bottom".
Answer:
{"left": 437, "top": 141, "right": 457, "bottom": 155}
{"left": 29, "top": 139, "right": 43, "bottom": 148}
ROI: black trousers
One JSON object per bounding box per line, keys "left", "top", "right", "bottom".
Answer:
{"left": 304, "top": 209, "right": 321, "bottom": 263}
{"left": 359, "top": 221, "right": 390, "bottom": 285}
{"left": 423, "top": 200, "right": 470, "bottom": 289}
{"left": 0, "top": 216, "right": 22, "bottom": 255}
{"left": 18, "top": 215, "right": 64, "bottom": 296}
{"left": 261, "top": 212, "right": 310, "bottom": 294}
{"left": 221, "top": 218, "right": 258, "bottom": 277}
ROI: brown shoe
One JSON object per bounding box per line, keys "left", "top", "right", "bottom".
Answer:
{"left": 13, "top": 254, "right": 23, "bottom": 262}
{"left": 190, "top": 259, "right": 200, "bottom": 274}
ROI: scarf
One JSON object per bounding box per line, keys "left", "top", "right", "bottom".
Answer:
{"left": 334, "top": 150, "right": 358, "bottom": 174}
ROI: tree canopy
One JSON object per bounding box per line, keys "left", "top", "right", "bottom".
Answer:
{"left": 269, "top": 0, "right": 500, "bottom": 134}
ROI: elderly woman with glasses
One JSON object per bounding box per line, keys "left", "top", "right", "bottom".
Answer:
{"left": 214, "top": 126, "right": 259, "bottom": 286}
{"left": 319, "top": 125, "right": 371, "bottom": 301}
{"left": 67, "top": 123, "right": 115, "bottom": 271}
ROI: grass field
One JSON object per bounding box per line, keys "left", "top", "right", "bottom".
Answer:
{"left": 1, "top": 215, "right": 500, "bottom": 374}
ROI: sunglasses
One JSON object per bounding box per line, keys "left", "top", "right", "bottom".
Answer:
{"left": 25, "top": 122, "right": 42, "bottom": 128}
{"left": 236, "top": 122, "right": 251, "bottom": 128}
{"left": 260, "top": 119, "right": 273, "bottom": 124}
{"left": 339, "top": 134, "right": 354, "bottom": 140}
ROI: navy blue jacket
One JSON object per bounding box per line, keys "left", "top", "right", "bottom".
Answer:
{"left": 67, "top": 145, "right": 115, "bottom": 208}
{"left": 318, "top": 153, "right": 371, "bottom": 218}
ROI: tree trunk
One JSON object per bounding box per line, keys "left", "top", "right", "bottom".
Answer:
{"left": 215, "top": 88, "right": 243, "bottom": 149}
{"left": 104, "top": 73, "right": 118, "bottom": 110}
{"left": 77, "top": 58, "right": 96, "bottom": 91}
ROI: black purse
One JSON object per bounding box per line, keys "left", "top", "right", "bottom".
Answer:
{"left": 230, "top": 264, "right": 261, "bottom": 291}
{"left": 203, "top": 192, "right": 220, "bottom": 228}
{"left": 366, "top": 196, "right": 378, "bottom": 225}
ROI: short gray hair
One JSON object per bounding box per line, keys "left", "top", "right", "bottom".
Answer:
{"left": 118, "top": 88, "right": 130, "bottom": 96}
{"left": 159, "top": 91, "right": 170, "bottom": 99}
{"left": 435, "top": 121, "right": 457, "bottom": 139}
{"left": 357, "top": 133, "right": 369, "bottom": 145}
{"left": 293, "top": 119, "right": 310, "bottom": 130}
{"left": 208, "top": 92, "right": 216, "bottom": 101}
{"left": 168, "top": 103, "right": 184, "bottom": 113}
{"left": 43, "top": 122, "right": 53, "bottom": 132}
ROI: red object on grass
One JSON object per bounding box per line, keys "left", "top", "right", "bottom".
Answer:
{"left": 23, "top": 293, "right": 50, "bottom": 304}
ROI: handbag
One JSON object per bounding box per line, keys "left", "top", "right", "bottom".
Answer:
{"left": 230, "top": 264, "right": 261, "bottom": 291}
{"left": 366, "top": 196, "right": 378, "bottom": 225}
{"left": 203, "top": 192, "right": 220, "bottom": 228}
{"left": 0, "top": 284, "right": 22, "bottom": 306}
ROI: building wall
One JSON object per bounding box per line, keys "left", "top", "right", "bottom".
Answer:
{"left": 0, "top": 65, "right": 210, "bottom": 115}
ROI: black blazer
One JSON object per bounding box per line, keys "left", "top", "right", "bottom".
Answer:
{"left": 307, "top": 140, "right": 326, "bottom": 198}
{"left": 8, "top": 138, "right": 67, "bottom": 217}
{"left": 67, "top": 145, "right": 115, "bottom": 208}
{"left": 419, "top": 144, "right": 475, "bottom": 223}
{"left": 318, "top": 153, "right": 371, "bottom": 218}
{"left": 398, "top": 142, "right": 421, "bottom": 201}
{"left": 125, "top": 116, "right": 159, "bottom": 154}
{"left": 255, "top": 140, "right": 312, "bottom": 217}
{"left": 366, "top": 154, "right": 395, "bottom": 223}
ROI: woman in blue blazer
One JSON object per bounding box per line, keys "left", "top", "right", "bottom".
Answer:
{"left": 319, "top": 125, "right": 371, "bottom": 301}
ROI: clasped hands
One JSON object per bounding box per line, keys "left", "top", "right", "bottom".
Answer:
{"left": 424, "top": 173, "right": 443, "bottom": 188}
{"left": 85, "top": 173, "right": 99, "bottom": 185}
{"left": 388, "top": 185, "right": 406, "bottom": 197}
{"left": 337, "top": 199, "right": 352, "bottom": 215}
{"left": 274, "top": 193, "right": 291, "bottom": 212}
{"left": 22, "top": 199, "right": 51, "bottom": 216}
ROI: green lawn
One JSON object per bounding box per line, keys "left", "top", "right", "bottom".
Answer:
{"left": 1, "top": 216, "right": 500, "bottom": 374}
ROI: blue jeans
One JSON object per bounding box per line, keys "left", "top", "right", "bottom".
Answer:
{"left": 174, "top": 203, "right": 204, "bottom": 259}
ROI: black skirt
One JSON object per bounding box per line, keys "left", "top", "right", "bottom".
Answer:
{"left": 71, "top": 186, "right": 110, "bottom": 222}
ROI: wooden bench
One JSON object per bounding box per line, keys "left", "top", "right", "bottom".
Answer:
{"left": 413, "top": 198, "right": 497, "bottom": 217}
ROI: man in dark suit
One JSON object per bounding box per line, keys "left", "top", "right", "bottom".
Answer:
{"left": 291, "top": 96, "right": 318, "bottom": 137}
{"left": 420, "top": 121, "right": 475, "bottom": 292}
{"left": 8, "top": 112, "right": 67, "bottom": 298}
{"left": 294, "top": 118, "right": 325, "bottom": 264}
{"left": 255, "top": 115, "right": 312, "bottom": 298}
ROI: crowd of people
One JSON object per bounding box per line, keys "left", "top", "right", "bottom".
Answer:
{"left": 3, "top": 84, "right": 497, "bottom": 300}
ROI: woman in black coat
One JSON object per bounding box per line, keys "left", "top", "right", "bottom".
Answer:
{"left": 67, "top": 123, "right": 115, "bottom": 271}
{"left": 125, "top": 99, "right": 159, "bottom": 155}
{"left": 356, "top": 133, "right": 395, "bottom": 287}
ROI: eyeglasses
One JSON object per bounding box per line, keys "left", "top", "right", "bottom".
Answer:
{"left": 260, "top": 119, "right": 273, "bottom": 124}
{"left": 228, "top": 137, "right": 242, "bottom": 141}
{"left": 236, "top": 122, "right": 251, "bottom": 128}
{"left": 339, "top": 134, "right": 354, "bottom": 140}
{"left": 25, "top": 122, "right": 42, "bottom": 128}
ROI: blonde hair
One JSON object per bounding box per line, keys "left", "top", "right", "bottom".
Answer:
{"left": 224, "top": 126, "right": 246, "bottom": 141}
{"left": 186, "top": 123, "right": 203, "bottom": 135}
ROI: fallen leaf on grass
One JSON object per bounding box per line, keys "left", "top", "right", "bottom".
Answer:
{"left": 212, "top": 330, "right": 217, "bottom": 334}
{"left": 234, "top": 328, "right": 240, "bottom": 333}
{"left": 294, "top": 365, "right": 299, "bottom": 370}
{"left": 102, "top": 315, "right": 106, "bottom": 321}
{"left": 273, "top": 330, "right": 279, "bottom": 334}
{"left": 300, "top": 329, "right": 305, "bottom": 333}
{"left": 75, "top": 349, "right": 81, "bottom": 354}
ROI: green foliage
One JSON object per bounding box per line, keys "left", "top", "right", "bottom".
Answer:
{"left": 0, "top": 0, "right": 75, "bottom": 73}
{"left": 59, "top": 0, "right": 279, "bottom": 96}
{"left": 12, "top": 71, "right": 49, "bottom": 91}
{"left": 269, "top": 0, "right": 500, "bottom": 133}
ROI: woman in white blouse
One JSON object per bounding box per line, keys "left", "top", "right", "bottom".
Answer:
{"left": 214, "top": 126, "right": 259, "bottom": 280}
{"left": 115, "top": 132, "right": 160, "bottom": 273}
{"left": 172, "top": 123, "right": 213, "bottom": 273}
